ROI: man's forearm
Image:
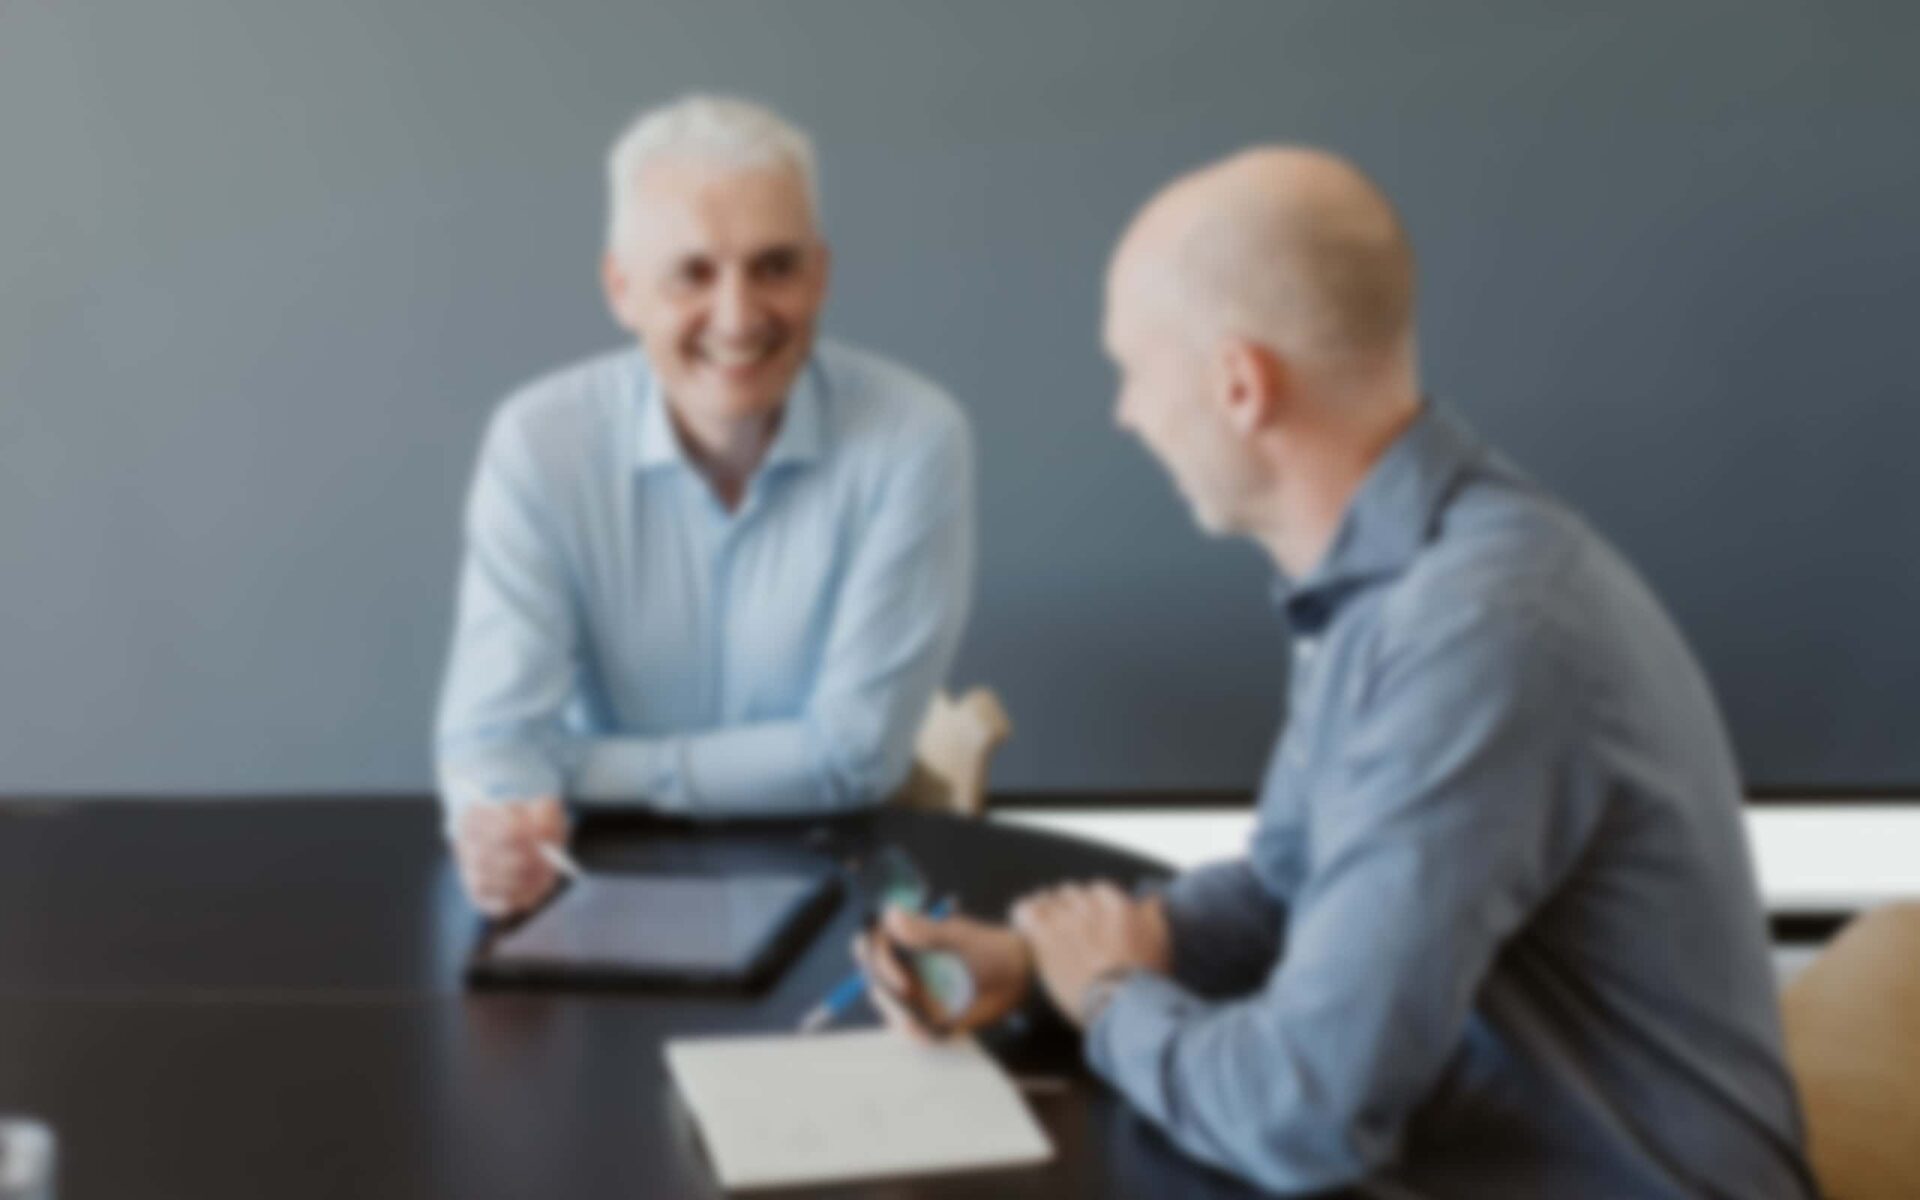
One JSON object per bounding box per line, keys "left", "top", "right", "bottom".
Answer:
{"left": 569, "top": 718, "right": 897, "bottom": 816}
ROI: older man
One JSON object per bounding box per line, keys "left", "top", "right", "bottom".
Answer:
{"left": 863, "top": 148, "right": 1815, "bottom": 1198}
{"left": 437, "top": 95, "right": 973, "bottom": 916}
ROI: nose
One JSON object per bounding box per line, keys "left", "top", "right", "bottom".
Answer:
{"left": 712, "top": 269, "right": 760, "bottom": 340}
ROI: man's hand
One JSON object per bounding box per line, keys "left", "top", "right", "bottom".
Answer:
{"left": 453, "top": 796, "right": 568, "bottom": 918}
{"left": 1012, "top": 882, "right": 1172, "bottom": 1027}
{"left": 853, "top": 908, "right": 1034, "bottom": 1042}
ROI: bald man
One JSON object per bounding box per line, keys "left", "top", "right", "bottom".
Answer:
{"left": 860, "top": 149, "right": 1815, "bottom": 1198}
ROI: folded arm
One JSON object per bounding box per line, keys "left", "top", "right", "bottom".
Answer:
{"left": 435, "top": 405, "right": 974, "bottom": 824}
{"left": 570, "top": 413, "right": 973, "bottom": 815}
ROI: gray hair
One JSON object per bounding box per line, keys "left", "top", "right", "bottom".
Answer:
{"left": 605, "top": 94, "right": 819, "bottom": 250}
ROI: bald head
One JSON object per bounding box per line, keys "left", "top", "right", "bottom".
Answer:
{"left": 1113, "top": 146, "right": 1416, "bottom": 372}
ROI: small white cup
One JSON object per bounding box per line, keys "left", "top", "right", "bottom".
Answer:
{"left": 0, "top": 1117, "right": 55, "bottom": 1200}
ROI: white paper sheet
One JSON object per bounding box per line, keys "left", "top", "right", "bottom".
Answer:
{"left": 664, "top": 1029, "right": 1053, "bottom": 1190}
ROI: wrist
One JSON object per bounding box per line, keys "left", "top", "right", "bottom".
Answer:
{"left": 1075, "top": 965, "right": 1137, "bottom": 1029}
{"left": 1010, "top": 927, "right": 1039, "bottom": 1002}
{"left": 1138, "top": 893, "right": 1175, "bottom": 975}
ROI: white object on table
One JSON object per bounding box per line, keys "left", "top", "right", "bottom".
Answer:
{"left": 665, "top": 1029, "right": 1052, "bottom": 1191}
{"left": 535, "top": 840, "right": 584, "bottom": 882}
{"left": 0, "top": 1118, "right": 55, "bottom": 1200}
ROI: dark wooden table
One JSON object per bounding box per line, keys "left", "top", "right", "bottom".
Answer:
{"left": 0, "top": 798, "right": 1276, "bottom": 1199}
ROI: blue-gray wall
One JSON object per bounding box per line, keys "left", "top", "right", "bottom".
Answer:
{"left": 3, "top": 1, "right": 1916, "bottom": 793}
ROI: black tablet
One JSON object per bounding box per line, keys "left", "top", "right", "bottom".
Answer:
{"left": 467, "top": 868, "right": 841, "bottom": 992}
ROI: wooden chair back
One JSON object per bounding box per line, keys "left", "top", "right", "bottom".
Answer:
{"left": 1781, "top": 902, "right": 1920, "bottom": 1200}
{"left": 895, "top": 687, "right": 1012, "bottom": 818}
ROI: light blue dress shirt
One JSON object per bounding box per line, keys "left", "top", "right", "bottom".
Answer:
{"left": 433, "top": 339, "right": 973, "bottom": 824}
{"left": 1085, "top": 404, "right": 1814, "bottom": 1198}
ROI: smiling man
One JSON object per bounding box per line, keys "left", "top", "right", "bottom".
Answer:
{"left": 435, "top": 96, "right": 973, "bottom": 916}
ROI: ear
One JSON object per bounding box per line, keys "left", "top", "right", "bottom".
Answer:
{"left": 1218, "top": 337, "right": 1287, "bottom": 435}
{"left": 601, "top": 251, "right": 637, "bottom": 333}
{"left": 811, "top": 238, "right": 834, "bottom": 301}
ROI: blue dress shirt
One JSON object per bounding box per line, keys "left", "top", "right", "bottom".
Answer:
{"left": 1085, "top": 404, "right": 1815, "bottom": 1198}
{"left": 433, "top": 340, "right": 973, "bottom": 824}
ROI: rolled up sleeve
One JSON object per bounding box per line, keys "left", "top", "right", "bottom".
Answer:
{"left": 1156, "top": 858, "right": 1288, "bottom": 999}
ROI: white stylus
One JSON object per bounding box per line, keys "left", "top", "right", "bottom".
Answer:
{"left": 536, "top": 841, "right": 586, "bottom": 883}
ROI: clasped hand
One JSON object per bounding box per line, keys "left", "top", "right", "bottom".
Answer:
{"left": 854, "top": 881, "right": 1171, "bottom": 1037}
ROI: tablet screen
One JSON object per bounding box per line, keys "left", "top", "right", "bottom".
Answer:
{"left": 483, "top": 873, "right": 832, "bottom": 982}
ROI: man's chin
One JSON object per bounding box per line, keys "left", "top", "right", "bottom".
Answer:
{"left": 1187, "top": 498, "right": 1237, "bottom": 539}
{"left": 1192, "top": 513, "right": 1231, "bottom": 538}
{"left": 687, "top": 393, "right": 793, "bottom": 440}
{"left": 700, "top": 361, "right": 805, "bottom": 412}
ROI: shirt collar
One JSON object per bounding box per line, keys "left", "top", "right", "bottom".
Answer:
{"left": 632, "top": 360, "right": 684, "bottom": 473}
{"left": 631, "top": 352, "right": 828, "bottom": 475}
{"left": 1278, "top": 400, "right": 1484, "bottom": 632}
{"left": 760, "top": 358, "right": 826, "bottom": 471}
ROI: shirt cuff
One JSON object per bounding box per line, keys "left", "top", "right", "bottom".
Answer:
{"left": 436, "top": 749, "right": 568, "bottom": 837}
